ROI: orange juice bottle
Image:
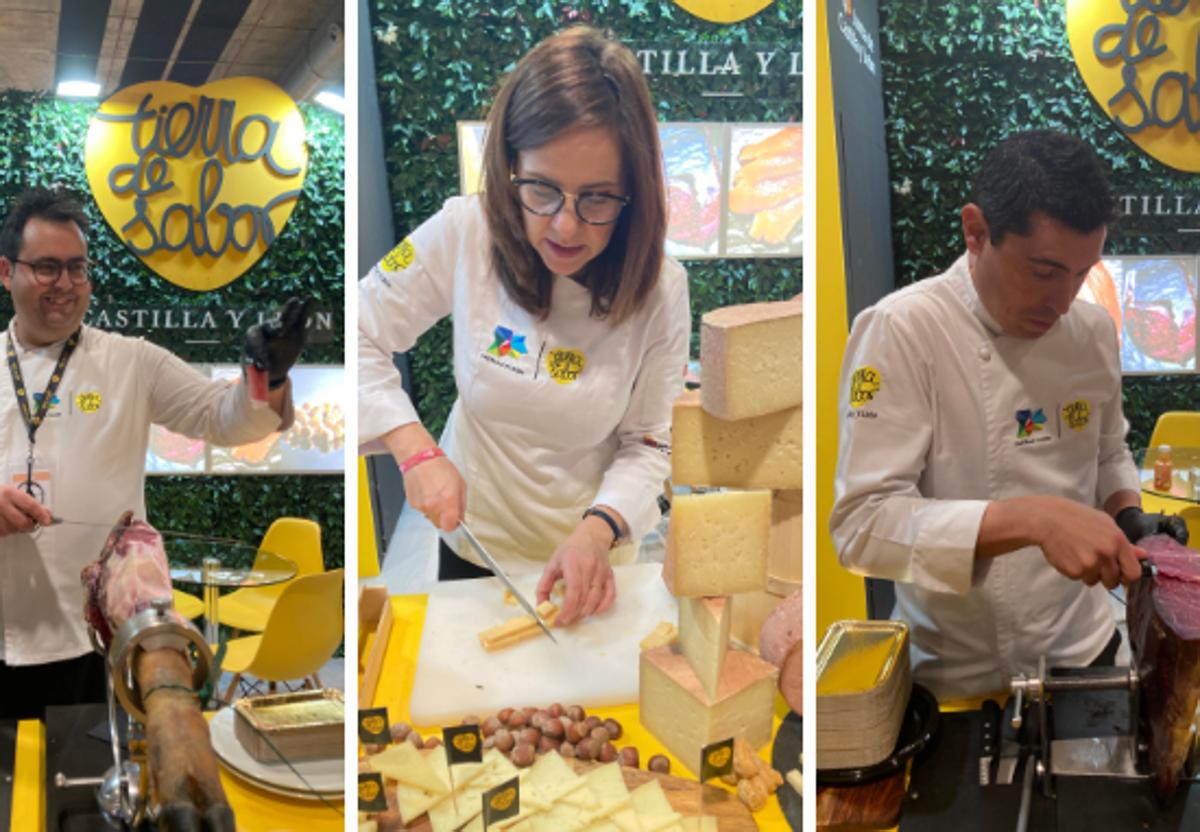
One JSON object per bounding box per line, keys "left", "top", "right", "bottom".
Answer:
{"left": 1154, "top": 445, "right": 1173, "bottom": 492}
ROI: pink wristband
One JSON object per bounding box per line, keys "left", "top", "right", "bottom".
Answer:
{"left": 400, "top": 446, "right": 445, "bottom": 473}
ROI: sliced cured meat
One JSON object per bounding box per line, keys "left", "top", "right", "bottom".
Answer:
{"left": 760, "top": 590, "right": 802, "bottom": 714}
{"left": 1127, "top": 534, "right": 1200, "bottom": 801}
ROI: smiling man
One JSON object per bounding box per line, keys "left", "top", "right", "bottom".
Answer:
{"left": 830, "top": 130, "right": 1188, "bottom": 700}
{"left": 0, "top": 186, "right": 307, "bottom": 719}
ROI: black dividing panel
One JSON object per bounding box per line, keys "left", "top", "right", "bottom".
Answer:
{"left": 170, "top": 0, "right": 251, "bottom": 85}
{"left": 55, "top": 0, "right": 111, "bottom": 86}
{"left": 119, "top": 0, "right": 192, "bottom": 88}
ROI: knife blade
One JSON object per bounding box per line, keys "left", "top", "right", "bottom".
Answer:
{"left": 979, "top": 698, "right": 1000, "bottom": 785}
{"left": 458, "top": 521, "right": 558, "bottom": 645}
{"left": 49, "top": 517, "right": 258, "bottom": 550}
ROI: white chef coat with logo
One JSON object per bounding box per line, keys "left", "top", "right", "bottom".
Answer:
{"left": 0, "top": 323, "right": 287, "bottom": 665}
{"left": 831, "top": 254, "right": 1141, "bottom": 700}
{"left": 359, "top": 195, "right": 690, "bottom": 574}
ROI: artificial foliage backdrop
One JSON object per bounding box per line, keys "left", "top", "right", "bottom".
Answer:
{"left": 878, "top": 0, "right": 1200, "bottom": 448}
{"left": 0, "top": 91, "right": 345, "bottom": 567}
{"left": 371, "top": 0, "right": 802, "bottom": 436}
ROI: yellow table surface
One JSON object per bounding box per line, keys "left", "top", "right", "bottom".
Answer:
{"left": 369, "top": 594, "right": 797, "bottom": 831}
{"left": 9, "top": 711, "right": 343, "bottom": 832}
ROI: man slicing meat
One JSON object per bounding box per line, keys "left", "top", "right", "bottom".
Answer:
{"left": 830, "top": 130, "right": 1189, "bottom": 701}
{"left": 0, "top": 186, "right": 307, "bottom": 719}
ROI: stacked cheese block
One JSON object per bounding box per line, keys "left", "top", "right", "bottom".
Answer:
{"left": 640, "top": 299, "right": 802, "bottom": 773}
{"left": 363, "top": 744, "right": 720, "bottom": 831}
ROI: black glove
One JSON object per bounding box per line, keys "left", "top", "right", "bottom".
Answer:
{"left": 243, "top": 297, "right": 309, "bottom": 389}
{"left": 1115, "top": 506, "right": 1189, "bottom": 546}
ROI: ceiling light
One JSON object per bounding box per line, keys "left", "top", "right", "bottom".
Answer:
{"left": 314, "top": 90, "right": 345, "bottom": 114}
{"left": 57, "top": 80, "right": 101, "bottom": 98}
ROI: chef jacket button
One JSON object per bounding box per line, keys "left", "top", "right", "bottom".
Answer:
{"left": 977, "top": 346, "right": 991, "bottom": 361}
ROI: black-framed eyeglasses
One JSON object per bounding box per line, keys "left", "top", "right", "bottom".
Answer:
{"left": 14, "top": 258, "right": 92, "bottom": 286}
{"left": 510, "top": 175, "right": 631, "bottom": 225}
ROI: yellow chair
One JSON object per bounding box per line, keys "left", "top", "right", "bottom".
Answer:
{"left": 217, "top": 518, "right": 324, "bottom": 633}
{"left": 172, "top": 589, "right": 204, "bottom": 620}
{"left": 1180, "top": 506, "right": 1200, "bottom": 551}
{"left": 219, "top": 569, "right": 344, "bottom": 704}
{"left": 1148, "top": 411, "right": 1200, "bottom": 450}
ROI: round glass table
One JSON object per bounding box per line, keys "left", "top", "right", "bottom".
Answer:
{"left": 1135, "top": 447, "right": 1200, "bottom": 504}
{"left": 167, "top": 545, "right": 297, "bottom": 644}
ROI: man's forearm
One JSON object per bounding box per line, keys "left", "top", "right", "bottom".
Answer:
{"left": 975, "top": 496, "right": 1044, "bottom": 559}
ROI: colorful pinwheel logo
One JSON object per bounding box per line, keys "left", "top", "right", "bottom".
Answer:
{"left": 487, "top": 326, "right": 527, "bottom": 358}
{"left": 1015, "top": 408, "right": 1046, "bottom": 438}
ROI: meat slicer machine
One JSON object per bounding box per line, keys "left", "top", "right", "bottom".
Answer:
{"left": 52, "top": 601, "right": 215, "bottom": 829}
{"left": 987, "top": 655, "right": 1200, "bottom": 831}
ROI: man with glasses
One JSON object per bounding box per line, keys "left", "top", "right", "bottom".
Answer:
{"left": 0, "top": 186, "right": 306, "bottom": 719}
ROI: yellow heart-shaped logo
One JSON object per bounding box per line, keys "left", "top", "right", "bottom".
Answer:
{"left": 361, "top": 715, "right": 385, "bottom": 735}
{"left": 489, "top": 786, "right": 517, "bottom": 812}
{"left": 359, "top": 779, "right": 381, "bottom": 802}
{"left": 84, "top": 77, "right": 308, "bottom": 291}
{"left": 453, "top": 732, "right": 478, "bottom": 753}
{"left": 671, "top": 0, "right": 774, "bottom": 24}
{"left": 1066, "top": 2, "right": 1200, "bottom": 172}
{"left": 707, "top": 746, "right": 732, "bottom": 768}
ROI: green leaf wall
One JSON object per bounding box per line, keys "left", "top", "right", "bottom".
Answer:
{"left": 370, "top": 0, "right": 802, "bottom": 437}
{"left": 0, "top": 92, "right": 345, "bottom": 569}
{"left": 879, "top": 1, "right": 1199, "bottom": 449}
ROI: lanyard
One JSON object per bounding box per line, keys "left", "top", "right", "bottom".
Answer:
{"left": 5, "top": 327, "right": 80, "bottom": 493}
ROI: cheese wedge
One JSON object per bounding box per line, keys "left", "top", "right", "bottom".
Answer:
{"left": 672, "top": 390, "right": 801, "bottom": 489}
{"left": 664, "top": 490, "right": 770, "bottom": 597}
{"left": 678, "top": 596, "right": 731, "bottom": 699}
{"left": 640, "top": 645, "right": 777, "bottom": 775}
{"left": 769, "top": 489, "right": 802, "bottom": 588}
{"left": 700, "top": 299, "right": 802, "bottom": 421}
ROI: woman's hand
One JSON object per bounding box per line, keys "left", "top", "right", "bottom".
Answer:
{"left": 537, "top": 517, "right": 619, "bottom": 626}
{"left": 383, "top": 423, "right": 466, "bottom": 532}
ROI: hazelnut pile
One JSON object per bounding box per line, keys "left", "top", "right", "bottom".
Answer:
{"left": 721, "top": 739, "right": 784, "bottom": 812}
{"left": 375, "top": 705, "right": 671, "bottom": 774}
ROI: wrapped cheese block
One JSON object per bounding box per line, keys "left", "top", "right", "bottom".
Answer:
{"left": 1127, "top": 534, "right": 1200, "bottom": 803}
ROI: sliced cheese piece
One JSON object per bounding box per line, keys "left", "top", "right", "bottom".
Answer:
{"left": 672, "top": 390, "right": 801, "bottom": 489}
{"left": 629, "top": 779, "right": 675, "bottom": 818}
{"left": 428, "top": 749, "right": 518, "bottom": 832}
{"left": 768, "top": 489, "right": 802, "bottom": 589}
{"left": 699, "top": 299, "right": 802, "bottom": 420}
{"left": 580, "top": 762, "right": 633, "bottom": 823}
{"left": 678, "top": 596, "right": 731, "bottom": 699}
{"left": 677, "top": 819, "right": 718, "bottom": 832}
{"left": 639, "top": 645, "right": 777, "bottom": 775}
{"left": 368, "top": 742, "right": 449, "bottom": 794}
{"left": 533, "top": 804, "right": 590, "bottom": 832}
{"left": 608, "top": 806, "right": 643, "bottom": 832}
{"left": 390, "top": 746, "right": 455, "bottom": 824}
{"left": 640, "top": 814, "right": 685, "bottom": 832}
{"left": 664, "top": 490, "right": 770, "bottom": 597}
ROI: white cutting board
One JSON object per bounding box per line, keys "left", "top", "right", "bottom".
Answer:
{"left": 408, "top": 563, "right": 677, "bottom": 726}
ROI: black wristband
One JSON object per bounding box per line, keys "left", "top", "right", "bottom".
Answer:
{"left": 583, "top": 507, "right": 622, "bottom": 548}
{"left": 268, "top": 374, "right": 289, "bottom": 390}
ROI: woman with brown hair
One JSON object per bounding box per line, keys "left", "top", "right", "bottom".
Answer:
{"left": 359, "top": 26, "right": 690, "bottom": 626}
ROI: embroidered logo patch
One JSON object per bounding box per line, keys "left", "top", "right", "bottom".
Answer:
{"left": 1015, "top": 408, "right": 1047, "bottom": 439}
{"left": 850, "top": 366, "right": 880, "bottom": 408}
{"left": 546, "top": 348, "right": 586, "bottom": 384}
{"left": 75, "top": 391, "right": 102, "bottom": 414}
{"left": 32, "top": 392, "right": 61, "bottom": 411}
{"left": 1062, "top": 399, "right": 1090, "bottom": 432}
{"left": 381, "top": 237, "right": 416, "bottom": 272}
{"left": 487, "top": 326, "right": 527, "bottom": 358}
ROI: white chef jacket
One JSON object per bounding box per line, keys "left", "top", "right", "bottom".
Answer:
{"left": 831, "top": 254, "right": 1141, "bottom": 700}
{"left": 0, "top": 323, "right": 288, "bottom": 665}
{"left": 359, "top": 195, "right": 690, "bottom": 574}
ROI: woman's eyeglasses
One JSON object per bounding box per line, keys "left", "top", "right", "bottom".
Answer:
{"left": 510, "top": 176, "right": 630, "bottom": 225}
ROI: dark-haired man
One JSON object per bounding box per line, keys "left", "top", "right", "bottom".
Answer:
{"left": 0, "top": 187, "right": 307, "bottom": 719}
{"left": 830, "top": 130, "right": 1187, "bottom": 700}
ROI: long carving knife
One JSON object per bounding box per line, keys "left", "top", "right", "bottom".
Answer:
{"left": 458, "top": 521, "right": 557, "bottom": 645}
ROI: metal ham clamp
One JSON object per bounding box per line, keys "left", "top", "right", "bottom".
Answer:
{"left": 67, "top": 511, "right": 233, "bottom": 831}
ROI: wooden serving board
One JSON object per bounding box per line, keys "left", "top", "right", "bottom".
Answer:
{"left": 816, "top": 770, "right": 906, "bottom": 830}
{"left": 399, "top": 760, "right": 758, "bottom": 831}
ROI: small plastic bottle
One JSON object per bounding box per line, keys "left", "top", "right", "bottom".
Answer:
{"left": 1153, "top": 444, "right": 1173, "bottom": 492}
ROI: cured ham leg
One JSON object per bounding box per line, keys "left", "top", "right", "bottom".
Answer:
{"left": 1127, "top": 534, "right": 1200, "bottom": 802}
{"left": 81, "top": 512, "right": 235, "bottom": 831}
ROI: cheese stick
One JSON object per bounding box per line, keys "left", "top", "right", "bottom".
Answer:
{"left": 479, "top": 602, "right": 560, "bottom": 651}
